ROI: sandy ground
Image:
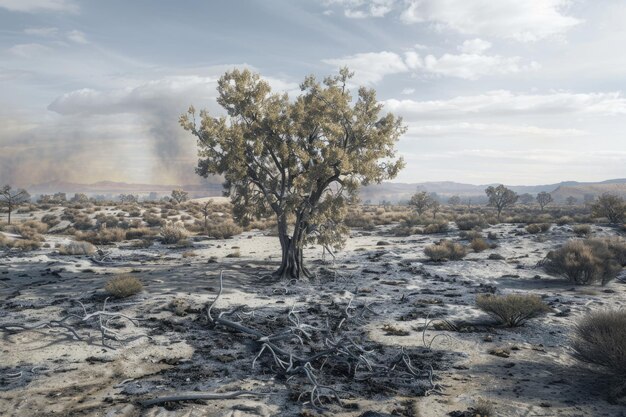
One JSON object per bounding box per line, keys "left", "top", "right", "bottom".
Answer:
{"left": 1, "top": 219, "right": 625, "bottom": 417}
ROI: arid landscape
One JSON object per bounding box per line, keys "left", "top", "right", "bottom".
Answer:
{"left": 2, "top": 1, "right": 626, "bottom": 416}
{"left": 1, "top": 195, "right": 625, "bottom": 417}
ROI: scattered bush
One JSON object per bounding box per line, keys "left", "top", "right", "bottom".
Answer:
{"left": 543, "top": 237, "right": 626, "bottom": 285}
{"left": 572, "top": 224, "right": 592, "bottom": 237}
{"left": 476, "top": 293, "right": 550, "bottom": 327}
{"left": 206, "top": 221, "right": 243, "bottom": 239}
{"left": 456, "top": 214, "right": 487, "bottom": 230}
{"left": 59, "top": 241, "right": 97, "bottom": 256}
{"left": 104, "top": 275, "right": 143, "bottom": 298}
{"left": 125, "top": 227, "right": 156, "bottom": 240}
{"left": 572, "top": 309, "right": 626, "bottom": 377}
{"left": 424, "top": 240, "right": 467, "bottom": 261}
{"left": 556, "top": 216, "right": 573, "bottom": 226}
{"left": 526, "top": 223, "right": 551, "bottom": 234}
{"left": 75, "top": 228, "right": 126, "bottom": 245}
{"left": 160, "top": 224, "right": 189, "bottom": 244}
{"left": 422, "top": 221, "right": 449, "bottom": 234}
{"left": 41, "top": 214, "right": 60, "bottom": 227}
{"left": 470, "top": 238, "right": 490, "bottom": 252}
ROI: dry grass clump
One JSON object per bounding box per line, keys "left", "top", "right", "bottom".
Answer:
{"left": 160, "top": 224, "right": 189, "bottom": 244}
{"left": 125, "top": 227, "right": 157, "bottom": 240}
{"left": 72, "top": 216, "right": 94, "bottom": 230}
{"left": 422, "top": 221, "right": 449, "bottom": 234}
{"left": 526, "top": 223, "right": 551, "bottom": 234}
{"left": 455, "top": 214, "right": 487, "bottom": 231}
{"left": 572, "top": 309, "right": 626, "bottom": 376}
{"left": 59, "top": 241, "right": 96, "bottom": 256}
{"left": 206, "top": 221, "right": 243, "bottom": 239}
{"left": 472, "top": 398, "right": 495, "bottom": 417}
{"left": 543, "top": 237, "right": 626, "bottom": 285}
{"left": 476, "top": 293, "right": 550, "bottom": 327}
{"left": 75, "top": 227, "right": 126, "bottom": 245}
{"left": 41, "top": 214, "right": 60, "bottom": 227}
{"left": 424, "top": 239, "right": 467, "bottom": 261}
{"left": 0, "top": 233, "right": 42, "bottom": 251}
{"left": 470, "top": 238, "right": 490, "bottom": 252}
{"left": 15, "top": 220, "right": 48, "bottom": 238}
{"left": 572, "top": 224, "right": 592, "bottom": 237}
{"left": 143, "top": 214, "right": 166, "bottom": 227}
{"left": 104, "top": 274, "right": 143, "bottom": 298}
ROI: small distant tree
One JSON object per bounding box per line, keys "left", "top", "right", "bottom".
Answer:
{"left": 409, "top": 191, "right": 433, "bottom": 216}
{"left": 591, "top": 193, "right": 625, "bottom": 224}
{"left": 536, "top": 191, "right": 553, "bottom": 211}
{"left": 519, "top": 193, "right": 534, "bottom": 205}
{"left": 119, "top": 194, "right": 138, "bottom": 203}
{"left": 466, "top": 198, "right": 472, "bottom": 209}
{"left": 0, "top": 185, "right": 30, "bottom": 224}
{"left": 71, "top": 193, "right": 89, "bottom": 203}
{"left": 485, "top": 185, "right": 518, "bottom": 221}
{"left": 53, "top": 192, "right": 67, "bottom": 203}
{"left": 180, "top": 67, "right": 405, "bottom": 278}
{"left": 430, "top": 199, "right": 441, "bottom": 219}
{"left": 171, "top": 189, "right": 189, "bottom": 204}
{"left": 200, "top": 201, "right": 212, "bottom": 232}
{"left": 584, "top": 194, "right": 595, "bottom": 206}
{"left": 566, "top": 196, "right": 578, "bottom": 206}
{"left": 447, "top": 195, "right": 461, "bottom": 206}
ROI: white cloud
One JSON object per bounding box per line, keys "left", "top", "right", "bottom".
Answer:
{"left": 401, "top": 88, "right": 415, "bottom": 95}
{"left": 0, "top": 0, "right": 78, "bottom": 13}
{"left": 326, "top": 46, "right": 538, "bottom": 82}
{"left": 24, "top": 27, "right": 59, "bottom": 37}
{"left": 8, "top": 43, "right": 52, "bottom": 58}
{"left": 325, "top": 0, "right": 395, "bottom": 18}
{"left": 322, "top": 51, "right": 408, "bottom": 84}
{"left": 66, "top": 30, "right": 88, "bottom": 44}
{"left": 384, "top": 90, "right": 626, "bottom": 118}
{"left": 400, "top": 0, "right": 581, "bottom": 42}
{"left": 406, "top": 122, "right": 585, "bottom": 138}
{"left": 458, "top": 38, "right": 491, "bottom": 54}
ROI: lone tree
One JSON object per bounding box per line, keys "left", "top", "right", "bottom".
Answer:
{"left": 180, "top": 68, "right": 405, "bottom": 278}
{"left": 536, "top": 191, "right": 553, "bottom": 211}
{"left": 485, "top": 185, "right": 518, "bottom": 221}
{"left": 0, "top": 185, "right": 30, "bottom": 224}
{"left": 171, "top": 189, "right": 189, "bottom": 204}
{"left": 430, "top": 199, "right": 441, "bottom": 219}
{"left": 591, "top": 193, "right": 625, "bottom": 224}
{"left": 200, "top": 201, "right": 212, "bottom": 232}
{"left": 409, "top": 191, "right": 432, "bottom": 216}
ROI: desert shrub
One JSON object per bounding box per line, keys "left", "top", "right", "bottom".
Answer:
{"left": 572, "top": 224, "right": 592, "bottom": 237}
{"left": 422, "top": 221, "right": 449, "bottom": 234}
{"left": 75, "top": 228, "right": 126, "bottom": 245}
{"left": 206, "top": 221, "right": 243, "bottom": 239}
{"left": 15, "top": 221, "right": 48, "bottom": 239}
{"left": 556, "top": 216, "right": 573, "bottom": 226}
{"left": 473, "top": 398, "right": 495, "bottom": 417}
{"left": 543, "top": 237, "right": 626, "bottom": 285}
{"left": 424, "top": 240, "right": 467, "bottom": 261}
{"left": 59, "top": 241, "right": 96, "bottom": 255}
{"left": 41, "top": 214, "right": 60, "bottom": 227}
{"left": 455, "top": 214, "right": 487, "bottom": 230}
{"left": 459, "top": 230, "right": 482, "bottom": 241}
{"left": 10, "top": 239, "right": 42, "bottom": 251}
{"left": 95, "top": 214, "right": 120, "bottom": 228}
{"left": 470, "top": 238, "right": 490, "bottom": 252}
{"left": 104, "top": 275, "right": 143, "bottom": 298}
{"left": 143, "top": 214, "right": 165, "bottom": 227}
{"left": 526, "top": 223, "right": 551, "bottom": 234}
{"left": 72, "top": 216, "right": 94, "bottom": 230}
{"left": 476, "top": 293, "right": 550, "bottom": 327}
{"left": 160, "top": 224, "right": 189, "bottom": 244}
{"left": 391, "top": 224, "right": 414, "bottom": 237}
{"left": 125, "top": 227, "right": 156, "bottom": 240}
{"left": 572, "top": 309, "right": 626, "bottom": 377}
{"left": 487, "top": 231, "right": 498, "bottom": 240}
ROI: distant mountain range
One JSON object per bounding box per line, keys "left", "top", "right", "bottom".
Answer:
{"left": 26, "top": 178, "right": 626, "bottom": 203}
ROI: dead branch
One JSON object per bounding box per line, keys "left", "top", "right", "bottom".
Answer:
{"left": 140, "top": 390, "right": 272, "bottom": 407}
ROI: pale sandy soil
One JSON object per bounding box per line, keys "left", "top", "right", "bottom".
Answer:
{"left": 1, "top": 219, "right": 625, "bottom": 417}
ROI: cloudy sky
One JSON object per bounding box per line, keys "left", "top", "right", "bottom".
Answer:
{"left": 1, "top": 0, "right": 625, "bottom": 187}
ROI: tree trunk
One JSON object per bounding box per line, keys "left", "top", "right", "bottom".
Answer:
{"left": 275, "top": 218, "right": 310, "bottom": 280}
{"left": 7, "top": 207, "right": 11, "bottom": 225}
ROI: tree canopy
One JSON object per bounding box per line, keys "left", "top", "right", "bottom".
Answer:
{"left": 180, "top": 68, "right": 405, "bottom": 278}
{"left": 485, "top": 185, "right": 518, "bottom": 220}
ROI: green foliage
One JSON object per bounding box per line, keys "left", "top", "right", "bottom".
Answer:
{"left": 485, "top": 185, "right": 518, "bottom": 220}
{"left": 476, "top": 293, "right": 550, "bottom": 327}
{"left": 171, "top": 189, "right": 189, "bottom": 204}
